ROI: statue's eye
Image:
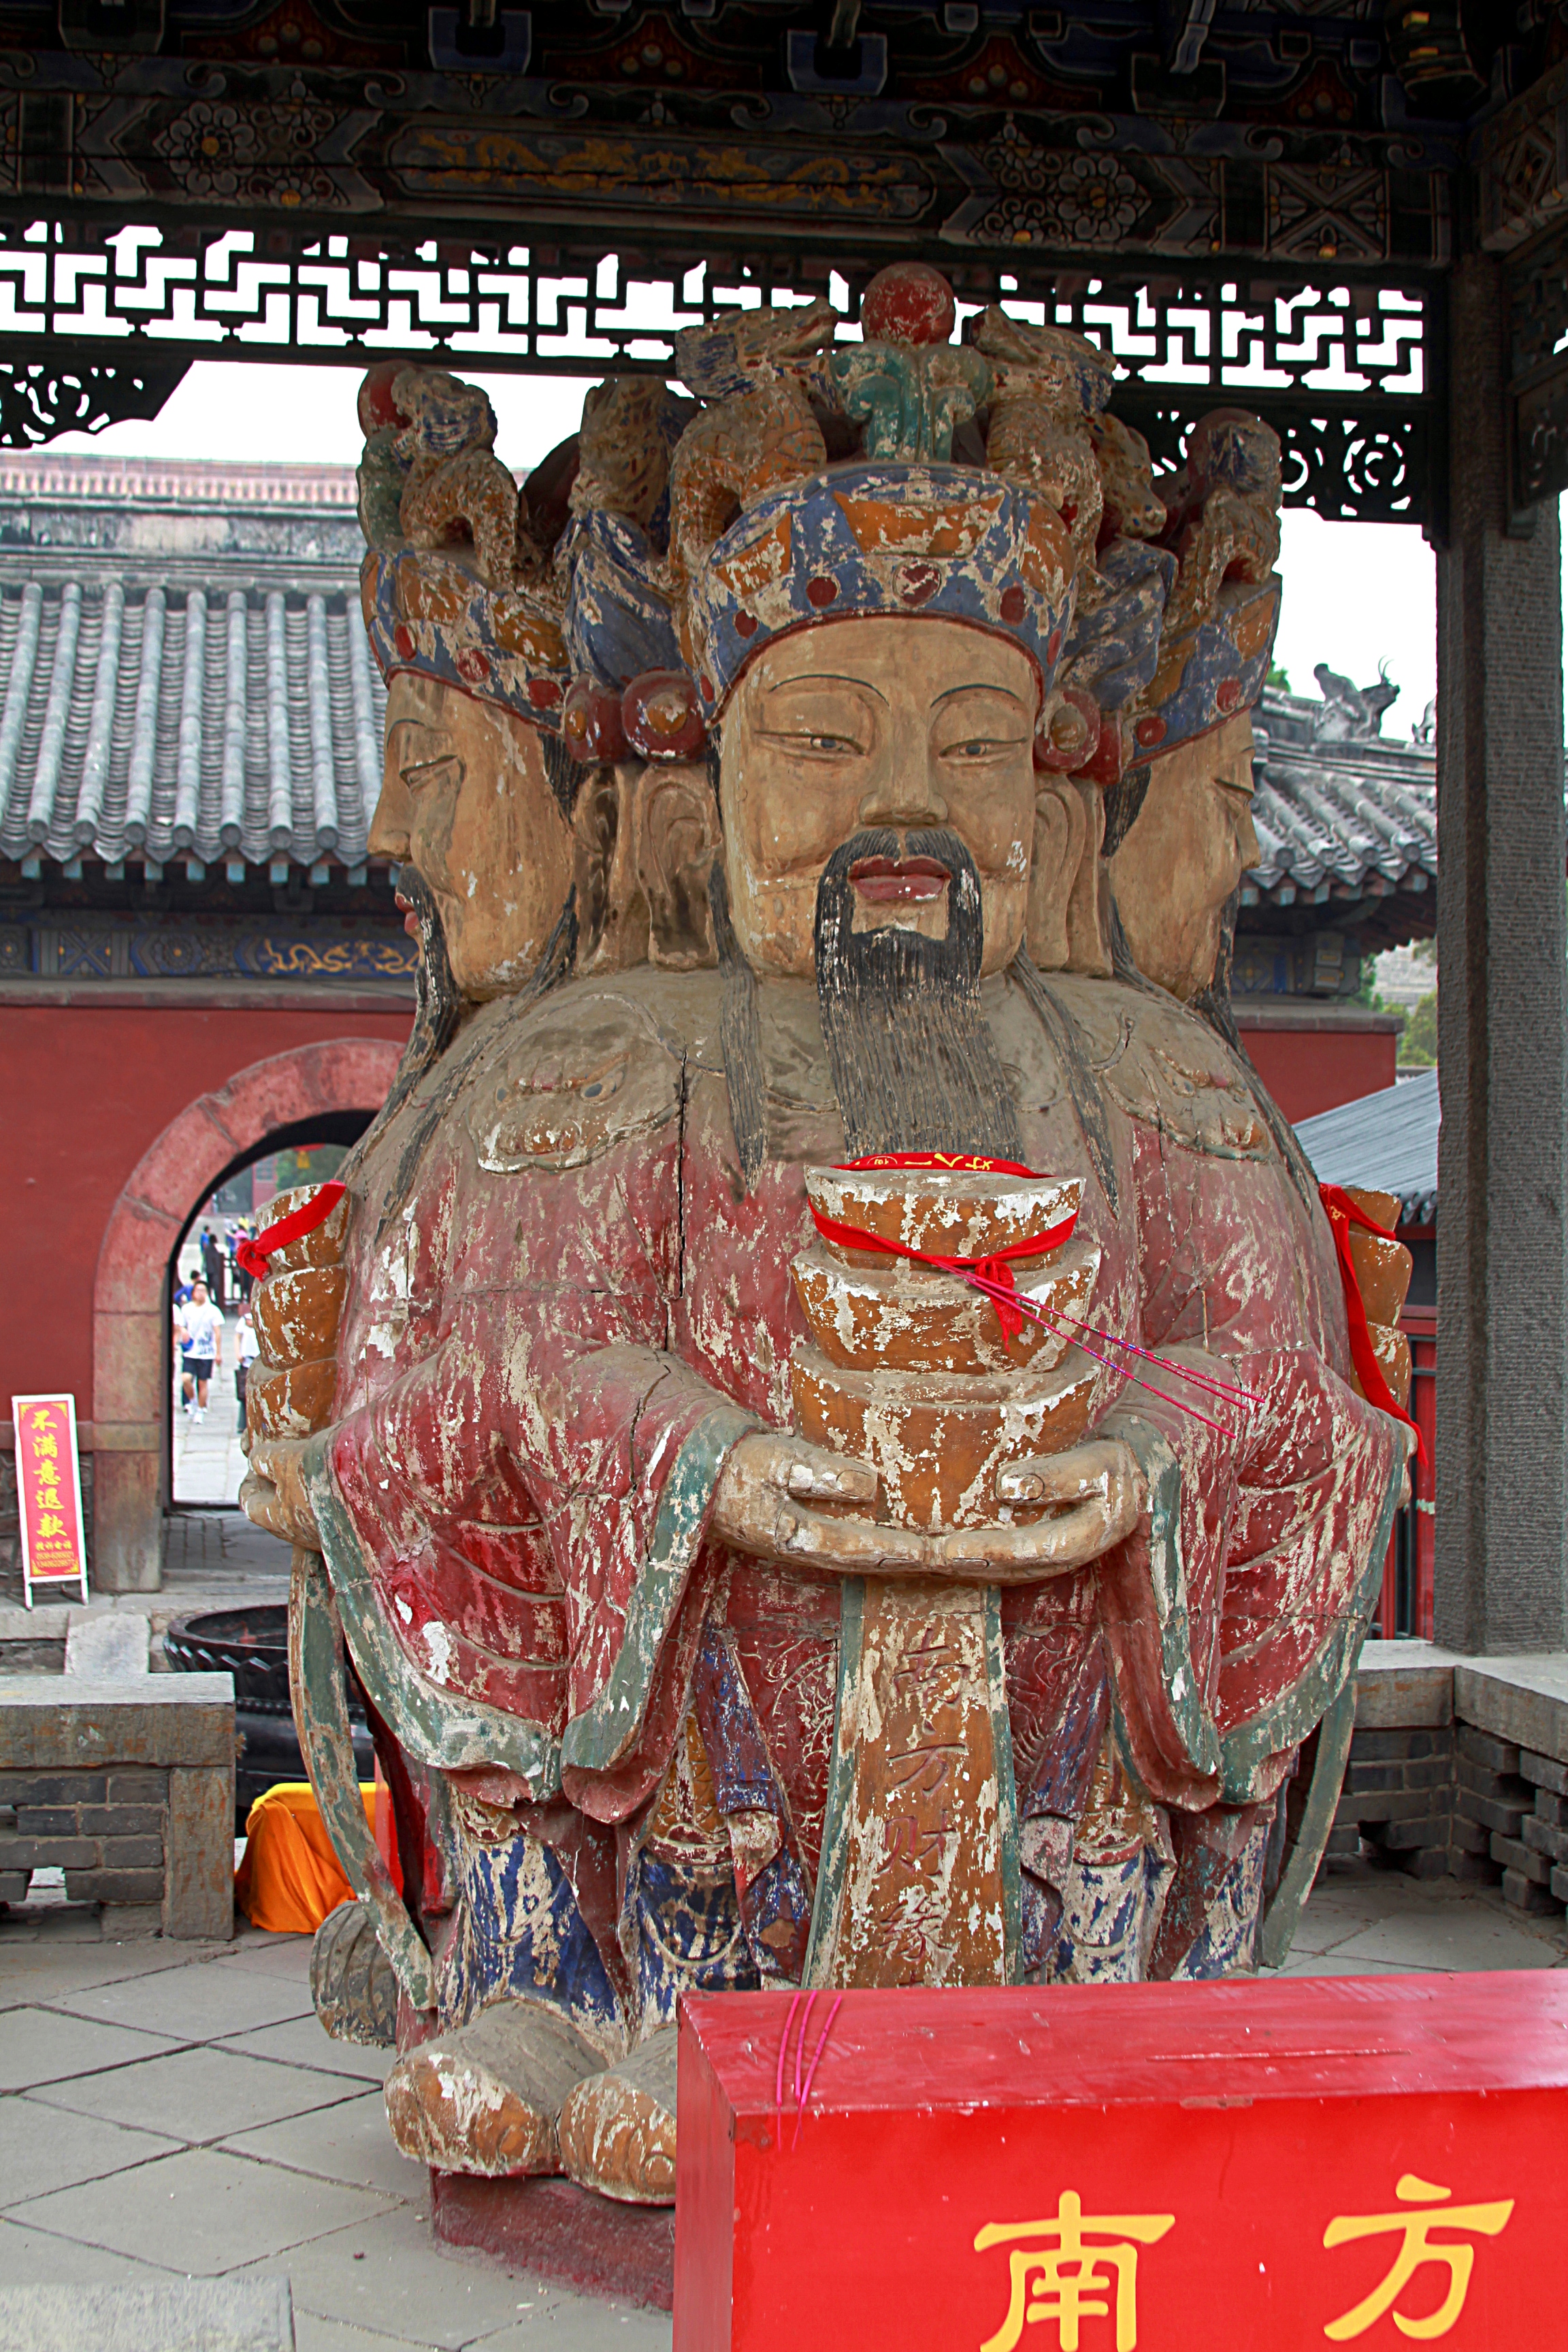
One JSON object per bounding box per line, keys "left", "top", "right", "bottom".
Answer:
{"left": 402, "top": 753, "right": 461, "bottom": 792}
{"left": 807, "top": 734, "right": 856, "bottom": 753}
{"left": 949, "top": 738, "right": 999, "bottom": 758}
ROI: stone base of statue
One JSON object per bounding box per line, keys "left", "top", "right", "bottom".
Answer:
{"left": 430, "top": 2174, "right": 676, "bottom": 2311}
{"left": 674, "top": 1975, "right": 1556, "bottom": 2349}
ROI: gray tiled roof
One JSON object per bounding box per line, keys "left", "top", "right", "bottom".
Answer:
{"left": 1295, "top": 1066, "right": 1440, "bottom": 1224}
{"left": 0, "top": 454, "right": 1439, "bottom": 906}
{"left": 0, "top": 576, "right": 385, "bottom": 873}
{"left": 1244, "top": 688, "right": 1435, "bottom": 917}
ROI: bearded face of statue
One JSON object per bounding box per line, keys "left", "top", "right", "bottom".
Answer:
{"left": 368, "top": 672, "right": 576, "bottom": 1001}
{"left": 1106, "top": 710, "right": 1260, "bottom": 1001}
{"left": 717, "top": 617, "right": 1039, "bottom": 982}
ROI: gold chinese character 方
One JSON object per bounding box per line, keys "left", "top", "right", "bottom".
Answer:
{"left": 975, "top": 2192, "right": 1175, "bottom": 2352}
{"left": 1323, "top": 2174, "right": 1514, "bottom": 2341}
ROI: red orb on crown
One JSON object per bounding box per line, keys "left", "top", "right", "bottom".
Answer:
{"left": 860, "top": 261, "right": 956, "bottom": 348}
{"left": 359, "top": 361, "right": 408, "bottom": 438}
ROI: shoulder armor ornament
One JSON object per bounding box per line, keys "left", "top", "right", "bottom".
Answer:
{"left": 468, "top": 991, "right": 683, "bottom": 1173}
{"left": 1049, "top": 976, "right": 1269, "bottom": 1161}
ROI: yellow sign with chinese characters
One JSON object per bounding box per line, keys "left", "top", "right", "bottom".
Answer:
{"left": 1324, "top": 2174, "right": 1515, "bottom": 2341}
{"left": 975, "top": 2193, "right": 1176, "bottom": 2351}
{"left": 11, "top": 1392, "right": 88, "bottom": 1606}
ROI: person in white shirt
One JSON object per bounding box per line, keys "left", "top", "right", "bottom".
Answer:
{"left": 234, "top": 1306, "right": 261, "bottom": 1435}
{"left": 176, "top": 1279, "right": 223, "bottom": 1421}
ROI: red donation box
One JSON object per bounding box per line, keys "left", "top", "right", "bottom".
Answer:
{"left": 10, "top": 1393, "right": 88, "bottom": 1607}
{"left": 674, "top": 1974, "right": 1568, "bottom": 2351}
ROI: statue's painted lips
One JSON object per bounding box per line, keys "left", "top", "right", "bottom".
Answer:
{"left": 848, "top": 854, "right": 951, "bottom": 906}
{"left": 393, "top": 889, "right": 420, "bottom": 939}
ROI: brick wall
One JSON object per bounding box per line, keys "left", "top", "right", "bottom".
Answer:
{"left": 1328, "top": 1645, "right": 1568, "bottom": 1927}
{"left": 0, "top": 1764, "right": 169, "bottom": 1919}
{"left": 0, "top": 1674, "right": 233, "bottom": 1939}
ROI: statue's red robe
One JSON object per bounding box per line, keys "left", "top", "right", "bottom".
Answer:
{"left": 311, "top": 964, "right": 1402, "bottom": 1991}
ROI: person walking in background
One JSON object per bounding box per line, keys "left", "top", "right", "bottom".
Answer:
{"left": 175, "top": 1277, "right": 223, "bottom": 1422}
{"left": 233, "top": 1221, "right": 255, "bottom": 1304}
{"left": 235, "top": 1303, "right": 260, "bottom": 1434}
{"left": 201, "top": 1222, "right": 227, "bottom": 1310}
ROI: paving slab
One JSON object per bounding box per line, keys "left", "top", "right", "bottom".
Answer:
{"left": 222, "top": 2093, "right": 427, "bottom": 2202}
{"left": 35, "top": 2044, "right": 370, "bottom": 2140}
{"left": 0, "top": 1938, "right": 223, "bottom": 2010}
{"left": 0, "top": 2099, "right": 182, "bottom": 2207}
{"left": 1326, "top": 1898, "right": 1568, "bottom": 1972}
{"left": 474, "top": 2304, "right": 672, "bottom": 2351}
{"left": 0, "top": 2008, "right": 179, "bottom": 2093}
{"left": 63, "top": 1613, "right": 150, "bottom": 1679}
{"left": 216, "top": 1934, "right": 314, "bottom": 1983}
{"left": 0, "top": 2219, "right": 162, "bottom": 2286}
{"left": 46, "top": 1960, "right": 314, "bottom": 2042}
{"left": 239, "top": 2204, "right": 570, "bottom": 2351}
{"left": 10, "top": 2146, "right": 394, "bottom": 2276}
{"left": 220, "top": 2017, "right": 397, "bottom": 2083}
{"left": 291, "top": 2315, "right": 443, "bottom": 2352}
{"left": 0, "top": 2277, "right": 292, "bottom": 2351}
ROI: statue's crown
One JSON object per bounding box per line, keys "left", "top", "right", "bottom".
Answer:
{"left": 355, "top": 361, "right": 568, "bottom": 731}
{"left": 355, "top": 267, "right": 1285, "bottom": 781}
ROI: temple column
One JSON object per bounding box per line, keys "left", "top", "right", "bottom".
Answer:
{"left": 1433, "top": 250, "right": 1567, "bottom": 1653}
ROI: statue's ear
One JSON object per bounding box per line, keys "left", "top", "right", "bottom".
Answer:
{"left": 1025, "top": 772, "right": 1088, "bottom": 971}
{"left": 1062, "top": 775, "right": 1113, "bottom": 977}
{"left": 634, "top": 759, "right": 722, "bottom": 970}
{"left": 572, "top": 763, "right": 651, "bottom": 975}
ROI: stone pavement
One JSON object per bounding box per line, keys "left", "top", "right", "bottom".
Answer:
{"left": 0, "top": 1897, "right": 668, "bottom": 2351}
{"left": 174, "top": 1312, "right": 250, "bottom": 1509}
{"left": 1, "top": 1865, "right": 1563, "bottom": 2348}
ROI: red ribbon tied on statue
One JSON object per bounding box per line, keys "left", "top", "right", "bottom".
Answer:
{"left": 809, "top": 1153, "right": 1077, "bottom": 1343}
{"left": 1318, "top": 1182, "right": 1426, "bottom": 1468}
{"left": 234, "top": 1181, "right": 347, "bottom": 1281}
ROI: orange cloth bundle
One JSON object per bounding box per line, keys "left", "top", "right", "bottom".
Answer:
{"left": 234, "top": 1780, "right": 399, "bottom": 1936}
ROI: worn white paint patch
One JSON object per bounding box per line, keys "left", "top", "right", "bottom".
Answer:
{"left": 423, "top": 1620, "right": 455, "bottom": 1686}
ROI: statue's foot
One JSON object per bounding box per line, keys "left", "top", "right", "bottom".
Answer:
{"left": 311, "top": 1899, "right": 398, "bottom": 2048}
{"left": 557, "top": 2023, "right": 677, "bottom": 2206}
{"left": 384, "top": 2001, "right": 606, "bottom": 2178}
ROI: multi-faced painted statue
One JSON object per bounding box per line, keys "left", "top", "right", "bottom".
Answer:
{"left": 240, "top": 285, "right": 1412, "bottom": 2208}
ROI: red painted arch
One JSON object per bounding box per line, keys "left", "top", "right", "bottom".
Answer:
{"left": 91, "top": 1036, "right": 401, "bottom": 1590}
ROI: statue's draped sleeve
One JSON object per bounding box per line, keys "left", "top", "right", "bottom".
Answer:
{"left": 1098, "top": 1113, "right": 1405, "bottom": 1813}
{"left": 322, "top": 989, "right": 760, "bottom": 1826}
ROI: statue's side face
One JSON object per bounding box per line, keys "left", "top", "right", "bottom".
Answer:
{"left": 1108, "top": 710, "right": 1260, "bottom": 1001}
{"left": 368, "top": 672, "right": 575, "bottom": 1000}
{"left": 719, "top": 617, "right": 1039, "bottom": 979}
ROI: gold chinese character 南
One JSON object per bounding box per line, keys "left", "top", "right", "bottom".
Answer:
{"left": 30, "top": 1433, "right": 58, "bottom": 1460}
{"left": 975, "top": 2191, "right": 1175, "bottom": 2352}
{"left": 1323, "top": 2174, "right": 1514, "bottom": 2341}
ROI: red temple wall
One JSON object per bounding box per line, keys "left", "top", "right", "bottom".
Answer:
{"left": 0, "top": 987, "right": 412, "bottom": 1413}
{"left": 1235, "top": 1005, "right": 1403, "bottom": 1124}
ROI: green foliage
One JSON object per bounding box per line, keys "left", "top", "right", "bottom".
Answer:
{"left": 1265, "top": 662, "right": 1292, "bottom": 693}
{"left": 274, "top": 1142, "right": 348, "bottom": 1192}
{"left": 1401, "top": 990, "right": 1437, "bottom": 1066}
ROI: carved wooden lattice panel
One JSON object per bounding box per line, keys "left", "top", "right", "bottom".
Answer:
{"left": 0, "top": 218, "right": 1436, "bottom": 519}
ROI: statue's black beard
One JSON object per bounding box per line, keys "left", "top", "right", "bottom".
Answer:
{"left": 813, "top": 827, "right": 1022, "bottom": 1162}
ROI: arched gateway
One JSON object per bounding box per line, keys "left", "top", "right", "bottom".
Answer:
{"left": 93, "top": 1036, "right": 401, "bottom": 1592}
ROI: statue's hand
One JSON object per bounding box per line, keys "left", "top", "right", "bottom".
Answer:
{"left": 241, "top": 1437, "right": 321, "bottom": 1548}
{"left": 710, "top": 1432, "right": 935, "bottom": 1575}
{"left": 936, "top": 1437, "right": 1144, "bottom": 1582}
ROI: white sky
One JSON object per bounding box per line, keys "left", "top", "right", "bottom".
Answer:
{"left": 42, "top": 354, "right": 1552, "bottom": 734}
